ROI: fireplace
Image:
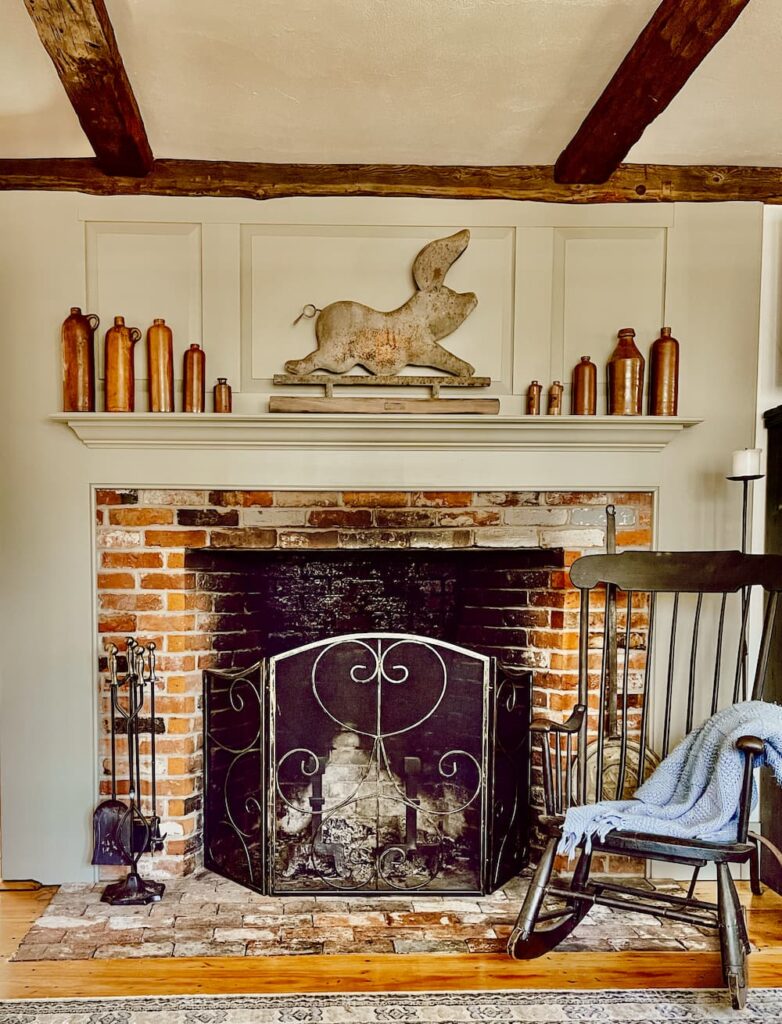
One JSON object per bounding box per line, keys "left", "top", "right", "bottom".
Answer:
{"left": 204, "top": 633, "right": 527, "bottom": 895}
{"left": 95, "top": 487, "right": 653, "bottom": 880}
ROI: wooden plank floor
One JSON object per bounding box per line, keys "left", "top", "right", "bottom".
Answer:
{"left": 1, "top": 883, "right": 781, "bottom": 1000}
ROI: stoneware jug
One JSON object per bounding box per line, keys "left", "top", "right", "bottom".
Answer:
{"left": 607, "top": 328, "right": 645, "bottom": 416}
{"left": 572, "top": 355, "right": 597, "bottom": 415}
{"left": 183, "top": 344, "right": 206, "bottom": 413}
{"left": 649, "top": 326, "right": 680, "bottom": 416}
{"left": 104, "top": 316, "right": 141, "bottom": 412}
{"left": 147, "top": 318, "right": 175, "bottom": 412}
{"left": 213, "top": 377, "right": 232, "bottom": 413}
{"left": 61, "top": 306, "right": 99, "bottom": 411}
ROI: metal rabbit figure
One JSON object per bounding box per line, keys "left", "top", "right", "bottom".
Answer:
{"left": 286, "top": 229, "right": 478, "bottom": 377}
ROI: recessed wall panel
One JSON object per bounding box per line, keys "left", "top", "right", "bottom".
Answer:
{"left": 241, "top": 225, "right": 515, "bottom": 392}
{"left": 551, "top": 228, "right": 667, "bottom": 397}
{"left": 86, "top": 222, "right": 202, "bottom": 380}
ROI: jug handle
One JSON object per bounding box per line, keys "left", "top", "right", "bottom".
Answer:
{"left": 87, "top": 313, "right": 100, "bottom": 331}
{"left": 129, "top": 327, "right": 142, "bottom": 343}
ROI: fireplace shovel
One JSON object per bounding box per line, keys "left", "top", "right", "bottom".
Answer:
{"left": 92, "top": 652, "right": 131, "bottom": 865}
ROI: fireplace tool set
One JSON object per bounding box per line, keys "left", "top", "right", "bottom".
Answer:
{"left": 92, "top": 638, "right": 165, "bottom": 905}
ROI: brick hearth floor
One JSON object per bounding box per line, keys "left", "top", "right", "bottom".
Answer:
{"left": 13, "top": 870, "right": 722, "bottom": 960}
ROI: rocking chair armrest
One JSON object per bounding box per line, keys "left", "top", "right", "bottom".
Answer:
{"left": 736, "top": 735, "right": 765, "bottom": 843}
{"left": 531, "top": 705, "right": 587, "bottom": 814}
{"left": 736, "top": 735, "right": 765, "bottom": 756}
{"left": 530, "top": 704, "right": 587, "bottom": 736}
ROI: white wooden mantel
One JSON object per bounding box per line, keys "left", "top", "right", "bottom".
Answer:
{"left": 51, "top": 413, "right": 701, "bottom": 451}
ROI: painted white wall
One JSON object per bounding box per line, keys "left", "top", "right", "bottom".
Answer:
{"left": 751, "top": 208, "right": 782, "bottom": 556}
{"left": 0, "top": 193, "right": 763, "bottom": 882}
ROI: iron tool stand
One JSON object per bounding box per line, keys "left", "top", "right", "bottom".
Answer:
{"left": 727, "top": 466, "right": 764, "bottom": 699}
{"left": 101, "top": 639, "right": 165, "bottom": 905}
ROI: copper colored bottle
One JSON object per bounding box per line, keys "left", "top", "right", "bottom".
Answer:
{"left": 214, "top": 377, "right": 232, "bottom": 413}
{"left": 183, "top": 344, "right": 206, "bottom": 412}
{"left": 104, "top": 316, "right": 140, "bottom": 412}
{"left": 526, "top": 380, "right": 542, "bottom": 415}
{"left": 607, "top": 328, "right": 645, "bottom": 415}
{"left": 649, "top": 326, "right": 679, "bottom": 416}
{"left": 572, "top": 356, "right": 597, "bottom": 415}
{"left": 147, "top": 318, "right": 175, "bottom": 412}
{"left": 547, "top": 380, "right": 564, "bottom": 416}
{"left": 61, "top": 306, "right": 99, "bottom": 411}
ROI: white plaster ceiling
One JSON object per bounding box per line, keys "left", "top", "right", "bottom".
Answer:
{"left": 0, "top": 0, "right": 780, "bottom": 166}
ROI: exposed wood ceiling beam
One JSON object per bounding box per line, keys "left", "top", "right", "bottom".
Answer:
{"left": 23, "top": 0, "right": 152, "bottom": 176}
{"left": 554, "top": 0, "right": 752, "bottom": 185}
{"left": 1, "top": 159, "right": 782, "bottom": 203}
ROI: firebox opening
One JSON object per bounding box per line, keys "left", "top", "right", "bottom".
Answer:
{"left": 194, "top": 547, "right": 563, "bottom": 896}
{"left": 184, "top": 546, "right": 566, "bottom": 670}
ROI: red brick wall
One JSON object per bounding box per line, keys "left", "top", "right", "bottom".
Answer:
{"left": 95, "top": 488, "right": 653, "bottom": 877}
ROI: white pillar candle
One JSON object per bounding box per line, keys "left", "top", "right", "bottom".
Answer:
{"left": 731, "top": 448, "right": 762, "bottom": 477}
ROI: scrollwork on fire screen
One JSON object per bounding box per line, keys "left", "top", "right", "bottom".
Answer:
{"left": 203, "top": 665, "right": 264, "bottom": 890}
{"left": 270, "top": 635, "right": 489, "bottom": 892}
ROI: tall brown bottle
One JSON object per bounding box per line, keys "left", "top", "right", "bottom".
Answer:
{"left": 147, "top": 318, "right": 175, "bottom": 412}
{"left": 572, "top": 356, "right": 597, "bottom": 415}
{"left": 61, "top": 307, "right": 99, "bottom": 411}
{"left": 183, "top": 344, "right": 206, "bottom": 412}
{"left": 104, "top": 316, "right": 140, "bottom": 412}
{"left": 607, "top": 328, "right": 645, "bottom": 415}
{"left": 649, "top": 326, "right": 679, "bottom": 416}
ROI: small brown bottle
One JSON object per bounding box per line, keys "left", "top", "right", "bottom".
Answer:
{"left": 526, "top": 380, "right": 542, "bottom": 415}
{"left": 183, "top": 344, "right": 206, "bottom": 412}
{"left": 607, "top": 328, "right": 645, "bottom": 416}
{"left": 104, "top": 316, "right": 140, "bottom": 412}
{"left": 214, "top": 378, "right": 232, "bottom": 413}
{"left": 649, "top": 327, "right": 679, "bottom": 416}
{"left": 547, "top": 380, "right": 564, "bottom": 416}
{"left": 147, "top": 318, "right": 175, "bottom": 412}
{"left": 62, "top": 307, "right": 99, "bottom": 412}
{"left": 572, "top": 356, "right": 596, "bottom": 415}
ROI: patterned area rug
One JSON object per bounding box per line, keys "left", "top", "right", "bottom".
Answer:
{"left": 1, "top": 990, "right": 781, "bottom": 1022}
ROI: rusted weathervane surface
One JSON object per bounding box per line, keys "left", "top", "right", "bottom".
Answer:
{"left": 272, "top": 230, "right": 496, "bottom": 414}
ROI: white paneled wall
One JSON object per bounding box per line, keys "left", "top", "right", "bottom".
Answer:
{"left": 0, "top": 193, "right": 764, "bottom": 882}
{"left": 73, "top": 199, "right": 683, "bottom": 413}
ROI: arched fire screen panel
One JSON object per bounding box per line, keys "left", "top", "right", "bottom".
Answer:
{"left": 204, "top": 633, "right": 529, "bottom": 896}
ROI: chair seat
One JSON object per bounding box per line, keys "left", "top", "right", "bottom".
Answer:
{"left": 538, "top": 813, "right": 755, "bottom": 864}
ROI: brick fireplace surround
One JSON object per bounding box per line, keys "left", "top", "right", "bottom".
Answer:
{"left": 95, "top": 488, "right": 653, "bottom": 879}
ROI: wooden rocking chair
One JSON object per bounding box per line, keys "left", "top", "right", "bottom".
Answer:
{"left": 507, "top": 550, "right": 782, "bottom": 1009}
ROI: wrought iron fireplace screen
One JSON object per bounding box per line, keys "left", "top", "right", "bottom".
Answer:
{"left": 204, "top": 632, "right": 529, "bottom": 896}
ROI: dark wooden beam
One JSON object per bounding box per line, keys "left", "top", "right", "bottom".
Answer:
{"left": 1, "top": 159, "right": 781, "bottom": 203}
{"left": 23, "top": 0, "right": 152, "bottom": 176}
{"left": 554, "top": 0, "right": 752, "bottom": 185}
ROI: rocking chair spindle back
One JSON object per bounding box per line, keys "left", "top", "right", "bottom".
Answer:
{"left": 510, "top": 549, "right": 782, "bottom": 1011}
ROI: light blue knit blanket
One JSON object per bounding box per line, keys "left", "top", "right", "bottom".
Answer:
{"left": 559, "top": 700, "right": 782, "bottom": 858}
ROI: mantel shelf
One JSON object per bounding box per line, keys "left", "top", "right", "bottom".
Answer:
{"left": 50, "top": 413, "right": 701, "bottom": 452}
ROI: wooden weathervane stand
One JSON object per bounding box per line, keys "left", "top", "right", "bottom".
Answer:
{"left": 269, "top": 372, "right": 498, "bottom": 415}
{"left": 270, "top": 230, "right": 498, "bottom": 415}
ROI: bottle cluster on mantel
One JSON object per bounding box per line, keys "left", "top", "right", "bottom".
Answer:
{"left": 525, "top": 327, "right": 680, "bottom": 418}
{"left": 60, "top": 309, "right": 232, "bottom": 414}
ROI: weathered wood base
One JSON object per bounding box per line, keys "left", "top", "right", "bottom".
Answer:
{"left": 268, "top": 396, "right": 500, "bottom": 415}
{"left": 2, "top": 159, "right": 782, "bottom": 203}
{"left": 272, "top": 374, "right": 491, "bottom": 399}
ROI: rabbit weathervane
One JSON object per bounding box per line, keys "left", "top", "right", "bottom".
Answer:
{"left": 286, "top": 230, "right": 478, "bottom": 377}
{"left": 272, "top": 230, "right": 496, "bottom": 413}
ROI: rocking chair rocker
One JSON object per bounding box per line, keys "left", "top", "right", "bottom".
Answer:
{"left": 507, "top": 550, "right": 782, "bottom": 1010}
